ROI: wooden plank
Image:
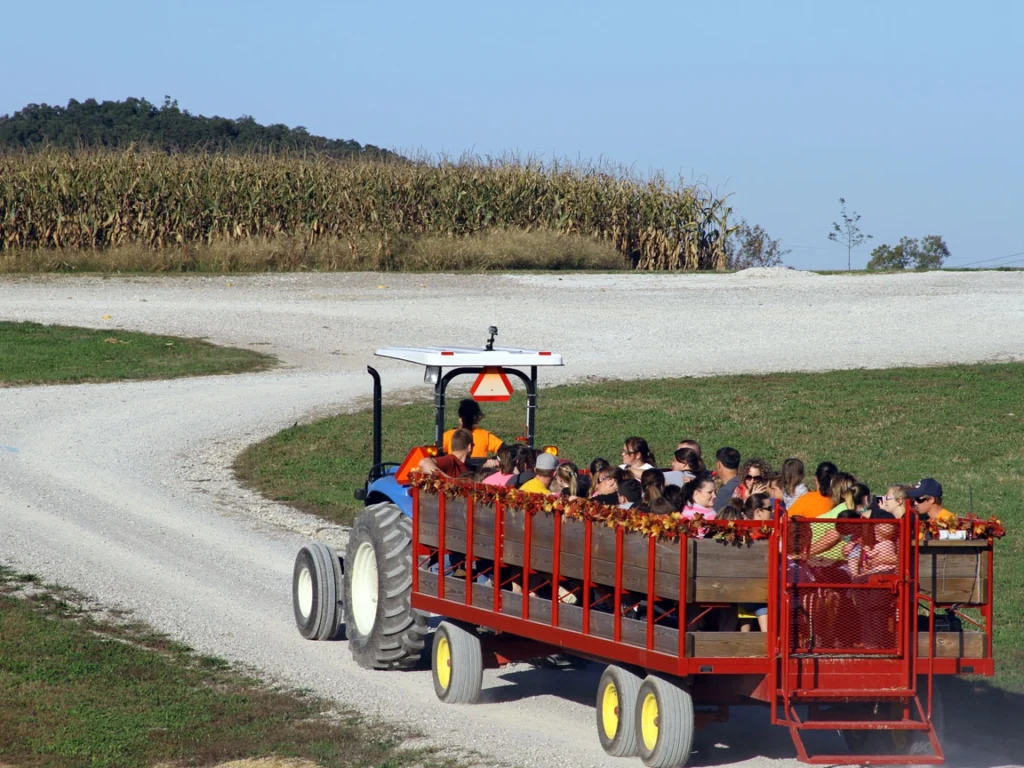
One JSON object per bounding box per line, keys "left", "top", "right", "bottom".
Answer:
{"left": 918, "top": 549, "right": 989, "bottom": 577}
{"left": 918, "top": 630, "right": 986, "bottom": 659}
{"left": 417, "top": 570, "right": 678, "bottom": 654}
{"left": 682, "top": 631, "right": 985, "bottom": 659}
{"left": 688, "top": 631, "right": 766, "bottom": 658}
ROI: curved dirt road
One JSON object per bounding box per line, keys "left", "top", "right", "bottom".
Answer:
{"left": 2, "top": 270, "right": 1022, "bottom": 768}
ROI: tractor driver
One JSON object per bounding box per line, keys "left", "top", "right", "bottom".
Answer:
{"left": 419, "top": 428, "right": 474, "bottom": 477}
{"left": 442, "top": 399, "right": 504, "bottom": 459}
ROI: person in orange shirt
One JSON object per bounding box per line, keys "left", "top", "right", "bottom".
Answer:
{"left": 441, "top": 399, "right": 503, "bottom": 459}
{"left": 787, "top": 461, "right": 838, "bottom": 518}
{"left": 906, "top": 478, "right": 956, "bottom": 526}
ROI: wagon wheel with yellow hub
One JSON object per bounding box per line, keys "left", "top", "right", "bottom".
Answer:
{"left": 635, "top": 674, "right": 694, "bottom": 768}
{"left": 865, "top": 681, "right": 945, "bottom": 758}
{"left": 596, "top": 665, "right": 643, "bottom": 757}
{"left": 432, "top": 621, "right": 483, "bottom": 704}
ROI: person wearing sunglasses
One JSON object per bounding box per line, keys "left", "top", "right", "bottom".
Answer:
{"left": 735, "top": 458, "right": 773, "bottom": 502}
{"left": 876, "top": 485, "right": 910, "bottom": 517}
{"left": 906, "top": 478, "right": 956, "bottom": 526}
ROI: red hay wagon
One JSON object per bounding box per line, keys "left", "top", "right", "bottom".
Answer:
{"left": 412, "top": 483, "right": 996, "bottom": 767}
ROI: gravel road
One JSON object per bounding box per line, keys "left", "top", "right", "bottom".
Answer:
{"left": 1, "top": 269, "right": 1022, "bottom": 768}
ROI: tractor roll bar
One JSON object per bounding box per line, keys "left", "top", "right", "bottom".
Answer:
{"left": 434, "top": 366, "right": 539, "bottom": 449}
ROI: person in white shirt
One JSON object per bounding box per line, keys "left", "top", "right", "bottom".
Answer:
{"left": 619, "top": 436, "right": 656, "bottom": 480}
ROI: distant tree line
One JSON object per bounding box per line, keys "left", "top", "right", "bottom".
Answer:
{"left": 0, "top": 97, "right": 398, "bottom": 160}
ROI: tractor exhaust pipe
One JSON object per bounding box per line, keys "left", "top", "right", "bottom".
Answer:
{"left": 368, "top": 366, "right": 382, "bottom": 469}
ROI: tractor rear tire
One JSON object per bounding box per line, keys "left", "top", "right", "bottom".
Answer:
{"left": 596, "top": 665, "right": 643, "bottom": 757}
{"left": 432, "top": 621, "right": 484, "bottom": 704}
{"left": 635, "top": 674, "right": 695, "bottom": 768}
{"left": 344, "top": 502, "right": 428, "bottom": 670}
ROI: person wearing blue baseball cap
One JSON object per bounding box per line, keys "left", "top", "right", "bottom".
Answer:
{"left": 906, "top": 478, "right": 956, "bottom": 526}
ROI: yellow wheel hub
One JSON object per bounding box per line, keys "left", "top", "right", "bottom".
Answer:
{"left": 436, "top": 636, "right": 451, "bottom": 690}
{"left": 641, "top": 691, "right": 660, "bottom": 751}
{"left": 601, "top": 682, "right": 619, "bottom": 739}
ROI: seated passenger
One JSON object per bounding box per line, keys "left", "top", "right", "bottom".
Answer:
{"left": 677, "top": 438, "right": 705, "bottom": 471}
{"left": 550, "top": 463, "right": 579, "bottom": 497}
{"left": 854, "top": 510, "right": 899, "bottom": 577}
{"left": 590, "top": 465, "right": 620, "bottom": 505}
{"left": 640, "top": 468, "right": 666, "bottom": 507}
{"left": 778, "top": 457, "right": 809, "bottom": 507}
{"left": 512, "top": 446, "right": 539, "bottom": 487}
{"left": 620, "top": 436, "right": 656, "bottom": 479}
{"left": 482, "top": 444, "right": 517, "bottom": 486}
{"left": 712, "top": 447, "right": 741, "bottom": 512}
{"left": 877, "top": 484, "right": 910, "bottom": 517}
{"left": 735, "top": 458, "right": 772, "bottom": 502}
{"left": 803, "top": 472, "right": 859, "bottom": 563}
{"left": 617, "top": 478, "right": 643, "bottom": 509}
{"left": 442, "top": 399, "right": 503, "bottom": 459}
{"left": 906, "top": 478, "right": 957, "bottom": 526}
{"left": 519, "top": 452, "right": 558, "bottom": 494}
{"left": 716, "top": 504, "right": 744, "bottom": 520}
{"left": 662, "top": 484, "right": 685, "bottom": 511}
{"left": 787, "top": 461, "right": 838, "bottom": 518}
{"left": 852, "top": 482, "right": 872, "bottom": 515}
{"left": 418, "top": 428, "right": 474, "bottom": 477}
{"left": 744, "top": 492, "right": 775, "bottom": 521}
{"left": 646, "top": 497, "right": 677, "bottom": 515}
{"left": 663, "top": 447, "right": 700, "bottom": 487}
{"left": 681, "top": 475, "right": 718, "bottom": 520}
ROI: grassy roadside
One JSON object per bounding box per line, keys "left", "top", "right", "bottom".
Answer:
{"left": 0, "top": 229, "right": 626, "bottom": 274}
{"left": 236, "top": 362, "right": 1024, "bottom": 691}
{"left": 0, "top": 321, "right": 275, "bottom": 385}
{"left": 0, "top": 565, "right": 453, "bottom": 768}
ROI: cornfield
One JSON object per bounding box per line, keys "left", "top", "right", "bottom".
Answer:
{"left": 0, "top": 150, "right": 733, "bottom": 270}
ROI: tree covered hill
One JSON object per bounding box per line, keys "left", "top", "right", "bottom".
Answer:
{"left": 0, "top": 97, "right": 397, "bottom": 159}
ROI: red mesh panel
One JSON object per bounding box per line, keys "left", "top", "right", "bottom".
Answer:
{"left": 785, "top": 518, "right": 905, "bottom": 656}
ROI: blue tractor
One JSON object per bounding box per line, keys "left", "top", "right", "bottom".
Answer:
{"left": 292, "top": 328, "right": 563, "bottom": 670}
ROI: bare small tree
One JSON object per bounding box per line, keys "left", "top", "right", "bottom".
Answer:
{"left": 726, "top": 220, "right": 790, "bottom": 269}
{"left": 828, "top": 197, "right": 872, "bottom": 271}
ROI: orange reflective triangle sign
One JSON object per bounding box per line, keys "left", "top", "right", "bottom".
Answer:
{"left": 470, "top": 366, "right": 514, "bottom": 402}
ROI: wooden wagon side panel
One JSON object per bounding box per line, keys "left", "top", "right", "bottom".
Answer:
{"left": 417, "top": 494, "right": 771, "bottom": 603}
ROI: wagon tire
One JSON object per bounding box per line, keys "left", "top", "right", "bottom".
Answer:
{"left": 635, "top": 674, "right": 694, "bottom": 768}
{"left": 432, "top": 621, "right": 484, "bottom": 704}
{"left": 596, "top": 665, "right": 642, "bottom": 757}
{"left": 344, "top": 502, "right": 428, "bottom": 669}
{"left": 866, "top": 680, "right": 946, "bottom": 762}
{"left": 292, "top": 544, "right": 323, "bottom": 639}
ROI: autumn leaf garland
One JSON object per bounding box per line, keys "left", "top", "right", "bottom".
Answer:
{"left": 408, "top": 472, "right": 1006, "bottom": 544}
{"left": 410, "top": 471, "right": 772, "bottom": 547}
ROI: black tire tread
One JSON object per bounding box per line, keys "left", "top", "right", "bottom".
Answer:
{"left": 345, "top": 502, "right": 428, "bottom": 670}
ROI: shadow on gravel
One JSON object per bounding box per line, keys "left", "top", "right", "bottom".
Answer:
{"left": 482, "top": 661, "right": 603, "bottom": 706}
{"left": 477, "top": 657, "right": 1024, "bottom": 767}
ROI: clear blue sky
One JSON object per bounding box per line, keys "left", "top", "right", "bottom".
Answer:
{"left": 5, "top": 0, "right": 1023, "bottom": 270}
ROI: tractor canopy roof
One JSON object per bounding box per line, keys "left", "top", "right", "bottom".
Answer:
{"left": 374, "top": 346, "right": 563, "bottom": 368}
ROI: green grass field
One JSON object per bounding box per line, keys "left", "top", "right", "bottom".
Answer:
{"left": 236, "top": 362, "right": 1024, "bottom": 691}
{"left": 0, "top": 321, "right": 274, "bottom": 385}
{"left": 0, "top": 566, "right": 454, "bottom": 768}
